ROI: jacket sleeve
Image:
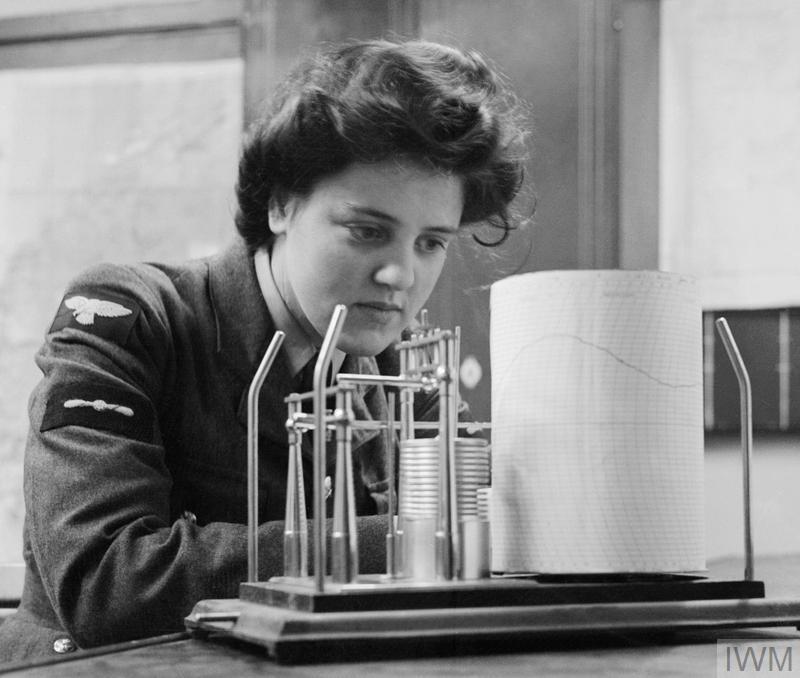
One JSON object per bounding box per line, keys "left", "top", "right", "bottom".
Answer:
{"left": 24, "top": 263, "right": 385, "bottom": 648}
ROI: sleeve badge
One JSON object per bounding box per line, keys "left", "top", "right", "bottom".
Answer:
{"left": 49, "top": 289, "right": 140, "bottom": 345}
{"left": 64, "top": 296, "right": 133, "bottom": 325}
{"left": 41, "top": 383, "right": 154, "bottom": 443}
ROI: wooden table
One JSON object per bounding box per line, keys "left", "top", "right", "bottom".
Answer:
{"left": 2, "top": 555, "right": 799, "bottom": 678}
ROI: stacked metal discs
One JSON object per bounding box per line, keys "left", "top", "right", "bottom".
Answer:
{"left": 476, "top": 486, "right": 492, "bottom": 522}
{"left": 397, "top": 437, "right": 491, "bottom": 580}
{"left": 454, "top": 438, "right": 491, "bottom": 520}
{"left": 398, "top": 437, "right": 443, "bottom": 521}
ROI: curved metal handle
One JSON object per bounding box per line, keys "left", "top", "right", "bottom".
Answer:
{"left": 247, "top": 331, "right": 286, "bottom": 583}
{"left": 715, "top": 317, "right": 754, "bottom": 581}
{"left": 312, "top": 304, "right": 348, "bottom": 592}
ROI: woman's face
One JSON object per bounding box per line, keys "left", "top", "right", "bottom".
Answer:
{"left": 268, "top": 159, "right": 464, "bottom": 356}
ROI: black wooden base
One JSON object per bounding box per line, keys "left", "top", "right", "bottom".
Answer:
{"left": 184, "top": 577, "right": 800, "bottom": 664}
{"left": 239, "top": 574, "right": 765, "bottom": 613}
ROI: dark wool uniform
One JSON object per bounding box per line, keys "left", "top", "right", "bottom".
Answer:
{"left": 0, "top": 239, "right": 441, "bottom": 662}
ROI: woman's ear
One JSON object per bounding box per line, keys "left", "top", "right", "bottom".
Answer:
{"left": 267, "top": 196, "right": 289, "bottom": 236}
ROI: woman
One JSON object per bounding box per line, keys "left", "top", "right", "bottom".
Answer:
{"left": 0, "top": 39, "right": 526, "bottom": 662}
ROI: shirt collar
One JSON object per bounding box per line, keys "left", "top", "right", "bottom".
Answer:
{"left": 254, "top": 246, "right": 345, "bottom": 380}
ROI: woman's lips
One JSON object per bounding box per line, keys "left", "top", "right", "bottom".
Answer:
{"left": 352, "top": 302, "right": 403, "bottom": 323}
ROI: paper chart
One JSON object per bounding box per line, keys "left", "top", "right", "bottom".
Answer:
{"left": 490, "top": 270, "right": 705, "bottom": 573}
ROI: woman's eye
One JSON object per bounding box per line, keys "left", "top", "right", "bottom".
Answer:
{"left": 347, "top": 224, "right": 384, "bottom": 243}
{"left": 418, "top": 236, "right": 448, "bottom": 253}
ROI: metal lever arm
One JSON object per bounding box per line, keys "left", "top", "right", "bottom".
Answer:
{"left": 247, "top": 331, "right": 286, "bottom": 583}
{"left": 715, "top": 317, "right": 754, "bottom": 581}
{"left": 312, "top": 305, "right": 348, "bottom": 592}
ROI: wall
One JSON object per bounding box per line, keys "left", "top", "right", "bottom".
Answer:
{"left": 0, "top": 0, "right": 193, "bottom": 19}
{"left": 661, "top": 0, "right": 800, "bottom": 310}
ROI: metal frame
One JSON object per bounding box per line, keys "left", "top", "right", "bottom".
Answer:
{"left": 264, "top": 306, "right": 469, "bottom": 591}
{"left": 241, "top": 311, "right": 759, "bottom": 590}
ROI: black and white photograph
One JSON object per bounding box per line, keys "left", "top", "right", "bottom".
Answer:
{"left": 1, "top": 1, "right": 799, "bottom": 676}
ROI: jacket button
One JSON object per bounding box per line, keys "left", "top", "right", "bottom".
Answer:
{"left": 182, "top": 510, "right": 197, "bottom": 524}
{"left": 53, "top": 637, "right": 76, "bottom": 653}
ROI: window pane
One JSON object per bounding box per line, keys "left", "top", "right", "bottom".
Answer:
{"left": 0, "top": 58, "right": 243, "bottom": 560}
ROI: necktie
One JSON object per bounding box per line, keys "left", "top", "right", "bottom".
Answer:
{"left": 297, "top": 353, "right": 333, "bottom": 395}
{"left": 297, "top": 354, "right": 318, "bottom": 394}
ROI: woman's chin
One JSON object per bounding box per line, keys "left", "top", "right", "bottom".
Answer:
{"left": 336, "top": 327, "right": 400, "bottom": 357}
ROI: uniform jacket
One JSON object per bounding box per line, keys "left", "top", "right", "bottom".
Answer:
{"left": 0, "top": 239, "right": 440, "bottom": 662}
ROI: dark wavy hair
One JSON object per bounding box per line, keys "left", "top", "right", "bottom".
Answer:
{"left": 234, "top": 39, "right": 527, "bottom": 252}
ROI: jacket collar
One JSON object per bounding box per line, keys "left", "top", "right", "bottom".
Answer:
{"left": 207, "top": 238, "right": 279, "bottom": 385}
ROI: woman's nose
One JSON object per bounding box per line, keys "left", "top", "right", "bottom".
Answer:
{"left": 372, "top": 249, "right": 415, "bottom": 291}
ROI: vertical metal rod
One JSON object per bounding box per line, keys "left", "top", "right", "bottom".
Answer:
{"left": 715, "top": 317, "right": 754, "bottom": 581}
{"left": 344, "top": 388, "right": 358, "bottom": 577}
{"left": 312, "top": 305, "right": 348, "bottom": 592}
{"left": 435, "top": 333, "right": 459, "bottom": 580}
{"left": 454, "top": 326, "right": 461, "bottom": 419}
{"left": 445, "top": 334, "right": 460, "bottom": 578}
{"left": 397, "top": 346, "right": 411, "bottom": 578}
{"left": 332, "top": 390, "right": 349, "bottom": 582}
{"left": 386, "top": 391, "right": 397, "bottom": 577}
{"left": 283, "top": 401, "right": 307, "bottom": 577}
{"left": 399, "top": 347, "right": 414, "bottom": 440}
{"left": 247, "top": 331, "right": 286, "bottom": 583}
{"left": 331, "top": 388, "right": 358, "bottom": 583}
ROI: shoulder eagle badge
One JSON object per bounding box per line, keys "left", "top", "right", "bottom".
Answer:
{"left": 64, "top": 296, "right": 133, "bottom": 326}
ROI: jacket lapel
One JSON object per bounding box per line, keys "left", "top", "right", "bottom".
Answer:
{"left": 207, "top": 240, "right": 293, "bottom": 445}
